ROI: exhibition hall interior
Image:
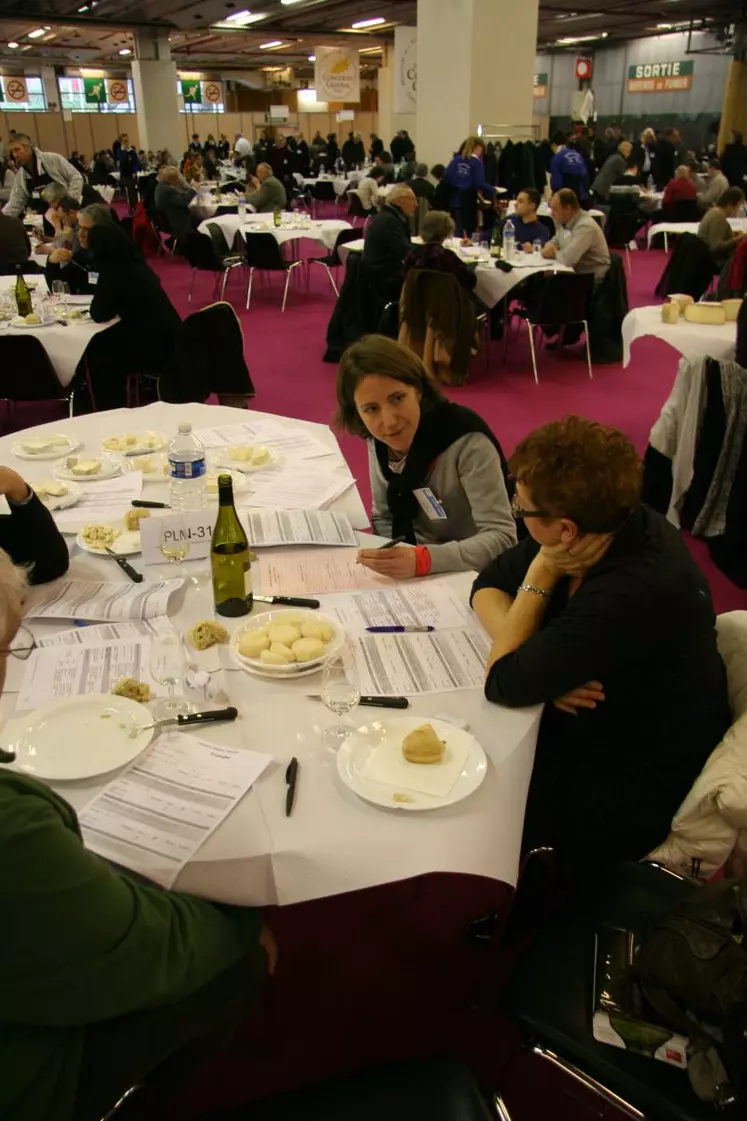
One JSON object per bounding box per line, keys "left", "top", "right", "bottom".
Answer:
{"left": 1, "top": 1, "right": 747, "bottom": 1121}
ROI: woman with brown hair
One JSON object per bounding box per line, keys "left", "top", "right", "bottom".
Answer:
{"left": 335, "top": 335, "right": 515, "bottom": 579}
{"left": 471, "top": 415, "right": 730, "bottom": 869}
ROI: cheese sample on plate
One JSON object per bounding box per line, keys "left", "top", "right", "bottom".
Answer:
{"left": 69, "top": 458, "right": 102, "bottom": 476}
{"left": 684, "top": 303, "right": 727, "bottom": 325}
{"left": 35, "top": 480, "right": 68, "bottom": 499}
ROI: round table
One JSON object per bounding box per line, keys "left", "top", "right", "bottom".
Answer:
{"left": 622, "top": 305, "right": 738, "bottom": 367}
{"left": 0, "top": 399, "right": 539, "bottom": 908}
{"left": 198, "top": 214, "right": 352, "bottom": 253}
{"left": 647, "top": 216, "right": 747, "bottom": 249}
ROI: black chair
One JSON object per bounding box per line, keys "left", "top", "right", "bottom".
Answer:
{"left": 183, "top": 227, "right": 243, "bottom": 305}
{"left": 537, "top": 214, "right": 556, "bottom": 237}
{"left": 508, "top": 272, "right": 594, "bottom": 383}
{"left": 655, "top": 233, "right": 717, "bottom": 302}
{"left": 606, "top": 212, "right": 644, "bottom": 276}
{"left": 311, "top": 179, "right": 337, "bottom": 218}
{"left": 0, "top": 335, "right": 81, "bottom": 431}
{"left": 669, "top": 198, "right": 701, "bottom": 223}
{"left": 152, "top": 208, "right": 176, "bottom": 256}
{"left": 307, "top": 227, "right": 364, "bottom": 297}
{"left": 497, "top": 861, "right": 714, "bottom": 1121}
{"left": 159, "top": 301, "right": 255, "bottom": 406}
{"left": 347, "top": 190, "right": 374, "bottom": 225}
{"left": 243, "top": 233, "right": 304, "bottom": 312}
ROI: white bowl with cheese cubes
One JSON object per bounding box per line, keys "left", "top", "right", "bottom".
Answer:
{"left": 13, "top": 434, "right": 81, "bottom": 460}
{"left": 232, "top": 609, "right": 343, "bottom": 678}
{"left": 101, "top": 432, "right": 167, "bottom": 456}
{"left": 54, "top": 454, "right": 123, "bottom": 482}
{"left": 215, "top": 445, "right": 280, "bottom": 473}
{"left": 33, "top": 479, "right": 83, "bottom": 511}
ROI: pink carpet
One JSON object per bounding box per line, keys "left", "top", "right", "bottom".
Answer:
{"left": 150, "top": 234, "right": 747, "bottom": 615}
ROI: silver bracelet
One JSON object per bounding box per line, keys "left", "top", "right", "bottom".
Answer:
{"left": 518, "top": 582, "right": 549, "bottom": 598}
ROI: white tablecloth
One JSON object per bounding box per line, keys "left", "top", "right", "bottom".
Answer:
{"left": 0, "top": 277, "right": 111, "bottom": 388}
{"left": 199, "top": 215, "right": 351, "bottom": 252}
{"left": 93, "top": 185, "right": 116, "bottom": 203}
{"left": 0, "top": 400, "right": 540, "bottom": 906}
{"left": 622, "top": 305, "right": 738, "bottom": 367}
{"left": 647, "top": 216, "right": 747, "bottom": 248}
{"left": 338, "top": 238, "right": 572, "bottom": 309}
{"left": 304, "top": 174, "right": 363, "bottom": 196}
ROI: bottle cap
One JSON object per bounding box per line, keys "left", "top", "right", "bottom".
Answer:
{"left": 178, "top": 422, "right": 192, "bottom": 433}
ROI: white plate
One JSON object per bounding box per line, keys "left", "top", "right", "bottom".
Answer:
{"left": 231, "top": 608, "right": 344, "bottom": 677}
{"left": 54, "top": 456, "right": 122, "bottom": 482}
{"left": 76, "top": 528, "right": 141, "bottom": 557}
{"left": 35, "top": 481, "right": 83, "bottom": 511}
{"left": 337, "top": 716, "right": 488, "bottom": 812}
{"left": 13, "top": 435, "right": 81, "bottom": 460}
{"left": 5, "top": 694, "right": 154, "bottom": 781}
{"left": 206, "top": 469, "right": 250, "bottom": 497}
{"left": 101, "top": 431, "right": 167, "bottom": 456}
{"left": 215, "top": 447, "right": 281, "bottom": 474}
{"left": 9, "top": 316, "right": 55, "bottom": 329}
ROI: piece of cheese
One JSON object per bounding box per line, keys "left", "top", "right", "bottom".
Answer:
{"left": 21, "top": 438, "right": 54, "bottom": 454}
{"left": 668, "top": 293, "right": 694, "bottom": 314}
{"left": 124, "top": 508, "right": 150, "bottom": 532}
{"left": 36, "top": 480, "right": 68, "bottom": 498}
{"left": 721, "top": 298, "right": 743, "bottom": 322}
{"left": 684, "top": 303, "right": 727, "bottom": 325}
{"left": 70, "top": 459, "right": 102, "bottom": 476}
{"left": 661, "top": 302, "right": 680, "bottom": 324}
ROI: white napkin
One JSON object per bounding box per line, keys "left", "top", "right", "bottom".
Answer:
{"left": 362, "top": 722, "right": 473, "bottom": 798}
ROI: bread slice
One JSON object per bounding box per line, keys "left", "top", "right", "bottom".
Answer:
{"left": 402, "top": 723, "right": 445, "bottom": 765}
{"left": 189, "top": 620, "right": 230, "bottom": 650}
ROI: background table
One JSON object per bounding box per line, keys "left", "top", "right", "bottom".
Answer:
{"left": 622, "top": 305, "right": 737, "bottom": 366}
{"left": 303, "top": 172, "right": 364, "bottom": 196}
{"left": 0, "top": 277, "right": 112, "bottom": 387}
{"left": 199, "top": 214, "right": 351, "bottom": 252}
{"left": 647, "top": 216, "right": 747, "bottom": 249}
{"left": 0, "top": 400, "right": 539, "bottom": 908}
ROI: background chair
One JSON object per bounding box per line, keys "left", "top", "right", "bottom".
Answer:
{"left": 497, "top": 861, "right": 713, "bottom": 1121}
{"left": 654, "top": 233, "right": 717, "bottom": 302}
{"left": 183, "top": 227, "right": 243, "bottom": 305}
{"left": 243, "top": 233, "right": 304, "bottom": 312}
{"left": 307, "top": 227, "right": 364, "bottom": 297}
{"left": 398, "top": 269, "right": 476, "bottom": 385}
{"left": 311, "top": 180, "right": 337, "bottom": 218}
{"left": 605, "top": 213, "right": 644, "bottom": 276}
{"left": 347, "top": 190, "right": 374, "bottom": 225}
{"left": 509, "top": 272, "right": 594, "bottom": 383}
{"left": 0, "top": 336, "right": 80, "bottom": 433}
{"left": 159, "top": 302, "right": 256, "bottom": 406}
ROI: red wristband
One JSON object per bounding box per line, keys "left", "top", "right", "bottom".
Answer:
{"left": 414, "top": 545, "right": 432, "bottom": 577}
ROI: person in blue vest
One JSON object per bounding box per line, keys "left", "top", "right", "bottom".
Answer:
{"left": 549, "top": 132, "right": 589, "bottom": 202}
{"left": 444, "top": 136, "right": 495, "bottom": 237}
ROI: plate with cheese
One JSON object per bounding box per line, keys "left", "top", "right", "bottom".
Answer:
{"left": 34, "top": 479, "right": 83, "bottom": 511}
{"left": 214, "top": 445, "right": 280, "bottom": 473}
{"left": 101, "top": 431, "right": 167, "bottom": 456}
{"left": 13, "top": 434, "right": 81, "bottom": 460}
{"left": 54, "top": 455, "right": 123, "bottom": 482}
{"left": 75, "top": 510, "right": 150, "bottom": 556}
{"left": 337, "top": 716, "right": 488, "bottom": 811}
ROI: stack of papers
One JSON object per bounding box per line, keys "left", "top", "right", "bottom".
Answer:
{"left": 245, "top": 509, "right": 357, "bottom": 548}
{"left": 17, "top": 638, "right": 166, "bottom": 711}
{"left": 54, "top": 472, "right": 144, "bottom": 532}
{"left": 194, "top": 419, "right": 336, "bottom": 461}
{"left": 24, "top": 578, "right": 183, "bottom": 622}
{"left": 349, "top": 629, "right": 491, "bottom": 696}
{"left": 242, "top": 470, "right": 354, "bottom": 511}
{"left": 319, "top": 581, "right": 473, "bottom": 634}
{"left": 258, "top": 548, "right": 396, "bottom": 594}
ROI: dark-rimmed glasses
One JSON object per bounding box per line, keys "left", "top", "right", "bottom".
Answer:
{"left": 510, "top": 492, "right": 555, "bottom": 521}
{"left": 0, "top": 626, "right": 37, "bottom": 661}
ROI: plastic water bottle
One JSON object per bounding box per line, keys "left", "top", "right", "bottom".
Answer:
{"left": 647, "top": 174, "right": 654, "bottom": 192}
{"left": 320, "top": 163, "right": 326, "bottom": 177}
{"left": 168, "top": 422, "right": 208, "bottom": 512}
{"left": 533, "top": 238, "right": 543, "bottom": 257}
{"left": 503, "top": 219, "right": 516, "bottom": 261}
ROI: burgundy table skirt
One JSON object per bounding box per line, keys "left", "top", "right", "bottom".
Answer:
{"left": 166, "top": 872, "right": 520, "bottom": 1118}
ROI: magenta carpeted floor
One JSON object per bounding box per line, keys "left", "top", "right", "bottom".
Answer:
{"left": 150, "top": 233, "right": 747, "bottom": 615}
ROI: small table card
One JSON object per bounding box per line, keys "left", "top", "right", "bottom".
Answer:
{"left": 140, "top": 511, "right": 216, "bottom": 565}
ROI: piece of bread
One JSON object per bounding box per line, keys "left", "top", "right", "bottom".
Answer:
{"left": 228, "top": 445, "right": 254, "bottom": 462}
{"left": 260, "top": 648, "right": 292, "bottom": 665}
{"left": 238, "top": 631, "right": 270, "bottom": 659}
{"left": 189, "top": 620, "right": 229, "bottom": 650}
{"left": 402, "top": 723, "right": 445, "bottom": 765}
{"left": 268, "top": 623, "right": 302, "bottom": 646}
{"left": 291, "top": 636, "right": 325, "bottom": 663}
{"left": 684, "top": 302, "right": 727, "bottom": 325}
{"left": 112, "top": 677, "right": 152, "bottom": 702}
{"left": 300, "top": 619, "right": 335, "bottom": 643}
{"left": 124, "top": 508, "right": 150, "bottom": 532}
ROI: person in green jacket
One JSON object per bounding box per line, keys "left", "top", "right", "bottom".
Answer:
{"left": 0, "top": 549, "right": 274, "bottom": 1121}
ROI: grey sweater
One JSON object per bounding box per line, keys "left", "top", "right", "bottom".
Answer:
{"left": 368, "top": 433, "right": 516, "bottom": 574}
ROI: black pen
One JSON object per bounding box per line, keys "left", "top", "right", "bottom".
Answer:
{"left": 379, "top": 536, "right": 406, "bottom": 549}
{"left": 285, "top": 757, "right": 299, "bottom": 817}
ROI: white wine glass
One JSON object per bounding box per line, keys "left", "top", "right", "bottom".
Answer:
{"left": 51, "top": 280, "right": 70, "bottom": 316}
{"left": 320, "top": 645, "right": 360, "bottom": 752}
{"left": 149, "top": 632, "right": 190, "bottom": 720}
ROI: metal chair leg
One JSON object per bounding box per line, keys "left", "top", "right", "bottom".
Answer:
{"left": 526, "top": 320, "right": 540, "bottom": 384}
{"left": 625, "top": 246, "right": 631, "bottom": 276}
{"left": 246, "top": 267, "right": 254, "bottom": 310}
{"left": 493, "top": 1092, "right": 514, "bottom": 1121}
{"left": 664, "top": 231, "right": 668, "bottom": 254}
{"left": 324, "top": 264, "right": 339, "bottom": 298}
{"left": 583, "top": 320, "right": 593, "bottom": 379}
{"left": 220, "top": 267, "right": 229, "bottom": 300}
{"left": 188, "top": 268, "right": 196, "bottom": 304}
{"left": 529, "top": 1044, "right": 644, "bottom": 1120}
{"left": 281, "top": 269, "right": 292, "bottom": 312}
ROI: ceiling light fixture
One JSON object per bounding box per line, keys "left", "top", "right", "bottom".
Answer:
{"left": 28, "top": 27, "right": 48, "bottom": 38}
{"left": 351, "top": 17, "right": 385, "bottom": 28}
{"left": 555, "top": 10, "right": 601, "bottom": 20}
{"left": 259, "top": 39, "right": 283, "bottom": 47}
{"left": 7, "top": 40, "right": 19, "bottom": 47}
{"left": 555, "top": 32, "right": 608, "bottom": 44}
{"left": 358, "top": 46, "right": 382, "bottom": 53}
{"left": 308, "top": 53, "right": 316, "bottom": 61}
{"left": 78, "top": 4, "right": 89, "bottom": 9}
{"left": 212, "top": 9, "right": 267, "bottom": 26}
{"left": 119, "top": 47, "right": 131, "bottom": 54}
{"left": 281, "top": 0, "right": 304, "bottom": 4}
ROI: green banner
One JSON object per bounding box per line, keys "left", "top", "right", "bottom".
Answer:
{"left": 83, "top": 76, "right": 106, "bottom": 104}
{"left": 534, "top": 72, "right": 548, "bottom": 86}
{"left": 0, "top": 85, "right": 4, "bottom": 103}
{"left": 627, "top": 59, "right": 694, "bottom": 79}
{"left": 181, "top": 79, "right": 202, "bottom": 104}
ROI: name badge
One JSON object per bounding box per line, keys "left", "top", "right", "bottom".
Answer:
{"left": 413, "top": 487, "right": 447, "bottom": 520}
{"left": 88, "top": 272, "right": 99, "bottom": 285}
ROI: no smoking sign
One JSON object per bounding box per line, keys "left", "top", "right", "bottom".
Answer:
{"left": 204, "top": 82, "right": 222, "bottom": 103}
{"left": 6, "top": 78, "right": 28, "bottom": 102}
{"left": 108, "top": 81, "right": 128, "bottom": 103}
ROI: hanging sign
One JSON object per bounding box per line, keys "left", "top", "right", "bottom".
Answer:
{"left": 106, "top": 79, "right": 129, "bottom": 104}
{"left": 203, "top": 81, "right": 223, "bottom": 104}
{"left": 394, "top": 26, "right": 417, "bottom": 114}
{"left": 627, "top": 59, "right": 694, "bottom": 93}
{"left": 575, "top": 57, "right": 593, "bottom": 80}
{"left": 314, "top": 46, "right": 359, "bottom": 102}
{"left": 534, "top": 72, "right": 548, "bottom": 98}
{"left": 5, "top": 77, "right": 29, "bottom": 103}
{"left": 181, "top": 78, "right": 202, "bottom": 104}
{"left": 83, "top": 77, "right": 106, "bottom": 104}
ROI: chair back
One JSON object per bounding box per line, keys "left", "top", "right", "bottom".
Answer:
{"left": 205, "top": 221, "right": 233, "bottom": 258}
{"left": 0, "top": 336, "right": 69, "bottom": 433}
{"left": 605, "top": 212, "right": 641, "bottom": 249}
{"left": 218, "top": 181, "right": 243, "bottom": 194}
{"left": 538, "top": 214, "right": 556, "bottom": 237}
{"left": 183, "top": 230, "right": 222, "bottom": 270}
{"left": 347, "top": 192, "right": 371, "bottom": 220}
{"left": 243, "top": 232, "right": 286, "bottom": 270}
{"left": 529, "top": 272, "right": 594, "bottom": 325}
{"left": 330, "top": 226, "right": 363, "bottom": 264}
{"left": 159, "top": 302, "right": 255, "bottom": 403}
{"left": 670, "top": 197, "right": 700, "bottom": 222}
{"left": 655, "top": 232, "right": 716, "bottom": 301}
{"left": 399, "top": 268, "right": 476, "bottom": 385}
{"left": 152, "top": 208, "right": 172, "bottom": 235}
{"left": 312, "top": 181, "right": 337, "bottom": 202}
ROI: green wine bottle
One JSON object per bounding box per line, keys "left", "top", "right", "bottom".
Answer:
{"left": 211, "top": 474, "right": 252, "bottom": 617}
{"left": 14, "top": 267, "right": 32, "bottom": 318}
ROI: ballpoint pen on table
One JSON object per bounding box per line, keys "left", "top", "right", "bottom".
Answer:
{"left": 285, "top": 757, "right": 299, "bottom": 816}
{"left": 254, "top": 594, "right": 320, "bottom": 608}
{"left": 378, "top": 536, "right": 407, "bottom": 549}
{"left": 366, "top": 626, "right": 434, "bottom": 633}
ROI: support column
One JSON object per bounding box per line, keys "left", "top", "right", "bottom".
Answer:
{"left": 417, "top": 0, "right": 539, "bottom": 171}
{"left": 717, "top": 57, "right": 747, "bottom": 157}
{"left": 131, "top": 29, "right": 183, "bottom": 159}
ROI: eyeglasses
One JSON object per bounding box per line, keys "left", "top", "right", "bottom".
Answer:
{"left": 0, "top": 626, "right": 37, "bottom": 661}
{"left": 510, "top": 492, "right": 556, "bottom": 521}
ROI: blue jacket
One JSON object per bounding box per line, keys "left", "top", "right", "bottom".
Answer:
{"left": 118, "top": 146, "right": 141, "bottom": 177}
{"left": 550, "top": 146, "right": 588, "bottom": 197}
{"left": 444, "top": 153, "right": 495, "bottom": 201}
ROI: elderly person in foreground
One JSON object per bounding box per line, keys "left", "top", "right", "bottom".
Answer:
{"left": 471, "top": 415, "right": 730, "bottom": 872}
{"left": 245, "top": 162, "right": 287, "bottom": 213}
{"left": 336, "top": 335, "right": 515, "bottom": 579}
{"left": 0, "top": 546, "right": 275, "bottom": 1121}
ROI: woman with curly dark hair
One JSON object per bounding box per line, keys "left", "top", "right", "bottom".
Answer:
{"left": 471, "top": 415, "right": 730, "bottom": 868}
